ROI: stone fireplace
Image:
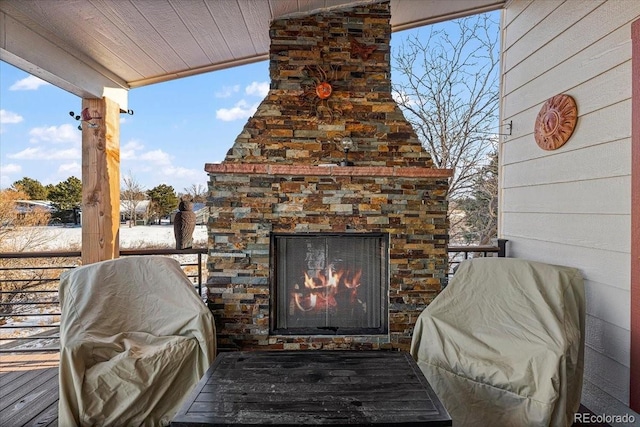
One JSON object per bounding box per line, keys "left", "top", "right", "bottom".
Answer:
{"left": 271, "top": 232, "right": 389, "bottom": 336}
{"left": 205, "top": 1, "right": 452, "bottom": 352}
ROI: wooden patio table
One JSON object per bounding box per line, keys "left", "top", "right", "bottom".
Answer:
{"left": 171, "top": 350, "right": 452, "bottom": 426}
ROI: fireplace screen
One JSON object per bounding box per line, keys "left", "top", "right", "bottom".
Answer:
{"left": 271, "top": 233, "right": 388, "bottom": 335}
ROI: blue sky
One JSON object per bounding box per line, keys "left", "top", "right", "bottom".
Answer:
{"left": 0, "top": 12, "right": 499, "bottom": 194}
{"left": 0, "top": 59, "right": 271, "bottom": 193}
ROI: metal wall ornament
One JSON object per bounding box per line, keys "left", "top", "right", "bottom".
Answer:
{"left": 301, "top": 65, "right": 349, "bottom": 121}
{"left": 69, "top": 108, "right": 101, "bottom": 130}
{"left": 70, "top": 108, "right": 133, "bottom": 130}
{"left": 534, "top": 94, "right": 578, "bottom": 150}
{"left": 315, "top": 82, "right": 332, "bottom": 99}
{"left": 349, "top": 36, "right": 376, "bottom": 61}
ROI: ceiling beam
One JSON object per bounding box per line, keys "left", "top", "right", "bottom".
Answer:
{"left": 389, "top": 0, "right": 505, "bottom": 32}
{"left": 127, "top": 53, "right": 270, "bottom": 89}
{"left": 0, "top": 11, "right": 129, "bottom": 108}
{"left": 0, "top": 0, "right": 505, "bottom": 103}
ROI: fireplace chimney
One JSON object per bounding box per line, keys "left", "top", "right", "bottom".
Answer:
{"left": 205, "top": 1, "right": 452, "bottom": 352}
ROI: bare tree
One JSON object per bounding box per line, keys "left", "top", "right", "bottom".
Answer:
{"left": 0, "top": 189, "right": 68, "bottom": 316}
{"left": 182, "top": 184, "right": 207, "bottom": 203}
{"left": 121, "top": 171, "right": 147, "bottom": 228}
{"left": 392, "top": 13, "right": 500, "bottom": 243}
{"left": 0, "top": 189, "right": 54, "bottom": 250}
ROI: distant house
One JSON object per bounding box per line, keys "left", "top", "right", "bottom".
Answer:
{"left": 170, "top": 203, "right": 209, "bottom": 225}
{"left": 9, "top": 200, "right": 56, "bottom": 225}
{"left": 119, "top": 200, "right": 151, "bottom": 225}
{"left": 15, "top": 200, "right": 55, "bottom": 214}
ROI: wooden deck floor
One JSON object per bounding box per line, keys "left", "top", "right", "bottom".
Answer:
{"left": 0, "top": 353, "right": 59, "bottom": 426}
{"left": 0, "top": 352, "right": 609, "bottom": 427}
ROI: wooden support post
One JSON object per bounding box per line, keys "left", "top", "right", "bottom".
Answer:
{"left": 81, "top": 97, "right": 120, "bottom": 264}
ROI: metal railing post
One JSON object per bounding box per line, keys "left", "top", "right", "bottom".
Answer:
{"left": 497, "top": 239, "right": 508, "bottom": 257}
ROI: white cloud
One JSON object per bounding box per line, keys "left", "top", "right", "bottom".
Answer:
{"left": 216, "top": 100, "right": 259, "bottom": 122}
{"left": 58, "top": 162, "right": 81, "bottom": 175}
{"left": 8, "top": 147, "right": 42, "bottom": 160}
{"left": 0, "top": 109, "right": 24, "bottom": 124}
{"left": 121, "top": 141, "right": 174, "bottom": 167}
{"left": 139, "top": 149, "right": 172, "bottom": 166}
{"left": 0, "top": 163, "right": 22, "bottom": 189}
{"left": 29, "top": 124, "right": 80, "bottom": 144}
{"left": 215, "top": 85, "right": 240, "bottom": 98}
{"left": 162, "top": 166, "right": 202, "bottom": 180}
{"left": 151, "top": 166, "right": 204, "bottom": 191}
{"left": 49, "top": 148, "right": 81, "bottom": 160}
{"left": 392, "top": 89, "right": 418, "bottom": 107}
{"left": 134, "top": 165, "right": 153, "bottom": 173}
{"left": 245, "top": 81, "right": 269, "bottom": 97}
{"left": 10, "top": 75, "right": 51, "bottom": 91}
{"left": 120, "top": 140, "right": 145, "bottom": 160}
{"left": 1, "top": 163, "right": 22, "bottom": 174}
{"left": 8, "top": 146, "right": 80, "bottom": 160}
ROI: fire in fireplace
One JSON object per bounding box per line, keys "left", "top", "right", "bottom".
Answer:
{"left": 270, "top": 233, "right": 389, "bottom": 335}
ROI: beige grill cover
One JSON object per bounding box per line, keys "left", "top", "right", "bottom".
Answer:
{"left": 58, "top": 256, "right": 216, "bottom": 426}
{"left": 410, "top": 258, "right": 585, "bottom": 427}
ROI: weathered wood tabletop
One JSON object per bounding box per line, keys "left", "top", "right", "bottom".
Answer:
{"left": 171, "top": 350, "right": 452, "bottom": 426}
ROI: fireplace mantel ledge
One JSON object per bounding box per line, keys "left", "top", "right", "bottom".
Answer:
{"left": 204, "top": 163, "right": 453, "bottom": 178}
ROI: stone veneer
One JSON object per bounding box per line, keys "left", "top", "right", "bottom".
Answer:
{"left": 205, "top": 1, "right": 452, "bottom": 352}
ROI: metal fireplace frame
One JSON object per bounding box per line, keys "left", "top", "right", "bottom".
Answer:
{"left": 269, "top": 232, "right": 390, "bottom": 336}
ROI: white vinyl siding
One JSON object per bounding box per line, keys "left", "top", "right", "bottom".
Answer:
{"left": 500, "top": 0, "right": 638, "bottom": 419}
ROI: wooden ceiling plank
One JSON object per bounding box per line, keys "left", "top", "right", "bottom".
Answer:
{"left": 10, "top": 0, "right": 149, "bottom": 82}
{"left": 297, "top": 0, "right": 322, "bottom": 13}
{"left": 268, "top": 0, "right": 302, "bottom": 18}
{"left": 390, "top": 0, "right": 505, "bottom": 31}
{"left": 207, "top": 0, "right": 260, "bottom": 58}
{"left": 1, "top": 0, "right": 507, "bottom": 91}
{"left": 0, "top": 9, "right": 130, "bottom": 98}
{"left": 130, "top": 0, "right": 213, "bottom": 70}
{"left": 238, "top": 0, "right": 272, "bottom": 54}
{"left": 171, "top": 0, "right": 233, "bottom": 66}
{"left": 1, "top": 0, "right": 143, "bottom": 84}
{"left": 91, "top": 0, "right": 188, "bottom": 75}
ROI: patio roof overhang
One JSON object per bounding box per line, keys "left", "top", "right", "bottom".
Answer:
{"left": 0, "top": 0, "right": 505, "bottom": 109}
{"left": 0, "top": 0, "right": 505, "bottom": 264}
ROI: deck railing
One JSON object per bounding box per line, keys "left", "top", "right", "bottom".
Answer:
{"left": 0, "top": 248, "right": 207, "bottom": 353}
{"left": 0, "top": 240, "right": 507, "bottom": 353}
{"left": 447, "top": 238, "right": 508, "bottom": 275}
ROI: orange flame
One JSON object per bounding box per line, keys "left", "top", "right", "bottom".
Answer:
{"left": 292, "top": 267, "right": 362, "bottom": 313}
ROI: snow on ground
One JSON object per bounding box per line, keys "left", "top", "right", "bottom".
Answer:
{"left": 18, "top": 223, "right": 208, "bottom": 250}
{"left": 1, "top": 224, "right": 209, "bottom": 350}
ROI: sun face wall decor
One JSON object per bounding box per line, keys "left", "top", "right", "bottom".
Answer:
{"left": 534, "top": 94, "right": 578, "bottom": 150}
{"left": 315, "top": 81, "right": 332, "bottom": 99}
{"left": 301, "top": 64, "right": 349, "bottom": 122}
{"left": 299, "top": 36, "right": 378, "bottom": 123}
{"left": 228, "top": 1, "right": 436, "bottom": 168}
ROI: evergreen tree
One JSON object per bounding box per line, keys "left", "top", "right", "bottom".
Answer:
{"left": 147, "top": 184, "right": 179, "bottom": 224}
{"left": 457, "top": 151, "right": 498, "bottom": 245}
{"left": 48, "top": 176, "right": 82, "bottom": 223}
{"left": 12, "top": 177, "right": 49, "bottom": 200}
